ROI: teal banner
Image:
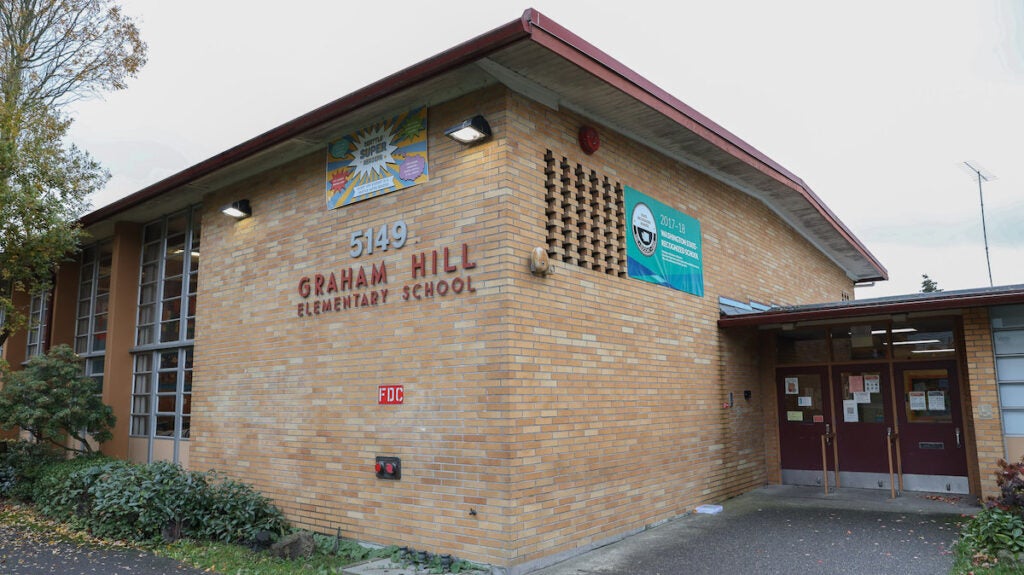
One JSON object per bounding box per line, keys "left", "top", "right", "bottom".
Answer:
{"left": 625, "top": 186, "right": 704, "bottom": 296}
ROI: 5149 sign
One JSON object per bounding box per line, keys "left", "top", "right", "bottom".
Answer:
{"left": 350, "top": 220, "right": 407, "bottom": 258}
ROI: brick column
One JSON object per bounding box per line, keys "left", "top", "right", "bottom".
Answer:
{"left": 962, "top": 307, "right": 1002, "bottom": 500}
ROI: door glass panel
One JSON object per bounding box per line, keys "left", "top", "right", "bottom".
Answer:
{"left": 781, "top": 373, "right": 824, "bottom": 424}
{"left": 903, "top": 369, "right": 952, "bottom": 423}
{"left": 839, "top": 371, "right": 885, "bottom": 423}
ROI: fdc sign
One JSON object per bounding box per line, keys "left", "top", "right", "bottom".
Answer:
{"left": 378, "top": 385, "right": 405, "bottom": 405}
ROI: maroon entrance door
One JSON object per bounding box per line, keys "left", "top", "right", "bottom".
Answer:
{"left": 777, "top": 367, "right": 833, "bottom": 485}
{"left": 831, "top": 366, "right": 895, "bottom": 488}
{"left": 894, "top": 361, "right": 969, "bottom": 491}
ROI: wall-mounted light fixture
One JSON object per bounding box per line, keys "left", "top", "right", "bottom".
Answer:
{"left": 529, "top": 246, "right": 554, "bottom": 277}
{"left": 221, "top": 199, "right": 252, "bottom": 220}
{"left": 444, "top": 115, "right": 491, "bottom": 144}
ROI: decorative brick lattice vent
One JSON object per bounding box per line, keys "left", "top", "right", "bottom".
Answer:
{"left": 544, "top": 151, "right": 626, "bottom": 276}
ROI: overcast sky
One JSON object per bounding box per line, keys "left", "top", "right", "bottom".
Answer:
{"left": 68, "top": 0, "right": 1024, "bottom": 299}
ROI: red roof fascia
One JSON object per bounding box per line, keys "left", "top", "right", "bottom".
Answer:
{"left": 523, "top": 11, "right": 887, "bottom": 281}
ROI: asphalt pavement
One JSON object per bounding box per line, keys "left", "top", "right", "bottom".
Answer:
{"left": 526, "top": 485, "right": 978, "bottom": 575}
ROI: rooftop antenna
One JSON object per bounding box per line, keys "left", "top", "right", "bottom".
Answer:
{"left": 961, "top": 161, "right": 996, "bottom": 287}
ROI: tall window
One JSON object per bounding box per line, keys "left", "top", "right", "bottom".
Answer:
{"left": 75, "top": 241, "right": 113, "bottom": 391}
{"left": 131, "top": 207, "right": 200, "bottom": 446}
{"left": 25, "top": 292, "right": 49, "bottom": 359}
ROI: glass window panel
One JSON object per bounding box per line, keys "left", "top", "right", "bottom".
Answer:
{"left": 776, "top": 329, "right": 828, "bottom": 364}
{"left": 183, "top": 370, "right": 192, "bottom": 392}
{"left": 181, "top": 417, "right": 190, "bottom": 439}
{"left": 166, "top": 233, "right": 186, "bottom": 255}
{"left": 997, "top": 357, "right": 1024, "bottom": 382}
{"left": 164, "top": 254, "right": 184, "bottom": 277}
{"left": 91, "top": 377, "right": 103, "bottom": 395}
{"left": 134, "top": 375, "right": 151, "bottom": 394}
{"left": 97, "top": 275, "right": 111, "bottom": 294}
{"left": 162, "top": 299, "right": 181, "bottom": 322}
{"left": 157, "top": 395, "right": 177, "bottom": 413}
{"left": 143, "top": 222, "right": 163, "bottom": 243}
{"left": 78, "top": 280, "right": 93, "bottom": 300}
{"left": 160, "top": 320, "right": 180, "bottom": 343}
{"left": 76, "top": 318, "right": 90, "bottom": 336}
{"left": 142, "top": 242, "right": 161, "bottom": 264}
{"left": 1000, "top": 384, "right": 1024, "bottom": 408}
{"left": 995, "top": 331, "right": 1024, "bottom": 356}
{"left": 75, "top": 336, "right": 88, "bottom": 354}
{"left": 781, "top": 373, "right": 824, "bottom": 422}
{"left": 133, "top": 396, "right": 149, "bottom": 414}
{"left": 160, "top": 351, "right": 179, "bottom": 369}
{"left": 184, "top": 348, "right": 193, "bottom": 369}
{"left": 98, "top": 251, "right": 112, "bottom": 274}
{"left": 186, "top": 318, "right": 195, "bottom": 340}
{"left": 163, "top": 279, "right": 182, "bottom": 300}
{"left": 187, "top": 295, "right": 197, "bottom": 317}
{"left": 182, "top": 395, "right": 191, "bottom": 415}
{"left": 77, "top": 298, "right": 92, "bottom": 320}
{"left": 832, "top": 324, "right": 888, "bottom": 361}
{"left": 94, "top": 294, "right": 109, "bottom": 314}
{"left": 131, "top": 415, "right": 149, "bottom": 436}
{"left": 139, "top": 282, "right": 157, "bottom": 304}
{"left": 92, "top": 333, "right": 106, "bottom": 352}
{"left": 134, "top": 353, "right": 153, "bottom": 372}
{"left": 157, "top": 371, "right": 177, "bottom": 393}
{"left": 88, "top": 356, "right": 105, "bottom": 375}
{"left": 188, "top": 271, "right": 198, "bottom": 295}
{"left": 891, "top": 318, "right": 956, "bottom": 360}
{"left": 155, "top": 416, "right": 175, "bottom": 437}
{"left": 167, "top": 213, "right": 187, "bottom": 235}
{"left": 136, "top": 325, "right": 154, "bottom": 345}
{"left": 93, "top": 313, "right": 107, "bottom": 332}
{"left": 992, "top": 305, "right": 1024, "bottom": 330}
{"left": 1003, "top": 410, "right": 1024, "bottom": 435}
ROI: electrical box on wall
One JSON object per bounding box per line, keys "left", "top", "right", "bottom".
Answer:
{"left": 375, "top": 456, "right": 401, "bottom": 480}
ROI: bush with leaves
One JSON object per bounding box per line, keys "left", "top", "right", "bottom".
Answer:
{"left": 197, "top": 474, "right": 287, "bottom": 543}
{"left": 0, "top": 439, "right": 63, "bottom": 500}
{"left": 0, "top": 345, "right": 115, "bottom": 453}
{"left": 30, "top": 458, "right": 288, "bottom": 544}
{"left": 960, "top": 507, "right": 1024, "bottom": 560}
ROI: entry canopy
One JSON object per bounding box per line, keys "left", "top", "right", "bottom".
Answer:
{"left": 718, "top": 284, "right": 1024, "bottom": 329}
{"left": 82, "top": 8, "right": 886, "bottom": 283}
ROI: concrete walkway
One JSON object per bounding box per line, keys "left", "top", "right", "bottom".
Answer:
{"left": 527, "top": 485, "right": 978, "bottom": 575}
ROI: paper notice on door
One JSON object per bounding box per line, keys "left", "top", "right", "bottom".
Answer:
{"left": 785, "top": 378, "right": 799, "bottom": 394}
{"left": 927, "top": 390, "right": 946, "bottom": 411}
{"left": 909, "top": 391, "right": 927, "bottom": 411}
{"left": 864, "top": 374, "right": 880, "bottom": 393}
{"left": 787, "top": 410, "right": 804, "bottom": 422}
{"left": 853, "top": 391, "right": 871, "bottom": 404}
{"left": 843, "top": 400, "right": 858, "bottom": 422}
{"left": 813, "top": 415, "right": 824, "bottom": 423}
{"left": 797, "top": 396, "right": 812, "bottom": 407}
{"left": 848, "top": 375, "right": 864, "bottom": 393}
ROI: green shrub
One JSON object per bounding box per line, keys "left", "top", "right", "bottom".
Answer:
{"left": 86, "top": 460, "right": 210, "bottom": 541}
{"left": 960, "top": 507, "right": 1024, "bottom": 559}
{"left": 32, "top": 455, "right": 123, "bottom": 521}
{"left": 196, "top": 474, "right": 287, "bottom": 543}
{"left": 0, "top": 439, "right": 63, "bottom": 501}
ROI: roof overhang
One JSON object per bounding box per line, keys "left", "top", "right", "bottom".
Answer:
{"left": 81, "top": 8, "right": 886, "bottom": 282}
{"left": 718, "top": 284, "right": 1024, "bottom": 329}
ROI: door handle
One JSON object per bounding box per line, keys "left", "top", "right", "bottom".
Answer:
{"left": 955, "top": 427, "right": 961, "bottom": 449}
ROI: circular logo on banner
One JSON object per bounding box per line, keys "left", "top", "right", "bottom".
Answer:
{"left": 631, "top": 203, "right": 658, "bottom": 257}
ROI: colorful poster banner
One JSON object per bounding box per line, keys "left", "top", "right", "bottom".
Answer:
{"left": 326, "top": 107, "right": 428, "bottom": 209}
{"left": 624, "top": 186, "right": 704, "bottom": 296}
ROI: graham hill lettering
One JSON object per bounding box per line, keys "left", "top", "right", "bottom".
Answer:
{"left": 295, "top": 243, "right": 477, "bottom": 317}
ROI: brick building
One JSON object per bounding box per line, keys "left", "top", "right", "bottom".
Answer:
{"left": 4, "top": 9, "right": 1024, "bottom": 574}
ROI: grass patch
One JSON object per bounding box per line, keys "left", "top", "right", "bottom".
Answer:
{"left": 155, "top": 539, "right": 394, "bottom": 575}
{"left": 951, "top": 538, "right": 1024, "bottom": 574}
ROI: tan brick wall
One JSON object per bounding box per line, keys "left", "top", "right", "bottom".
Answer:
{"left": 962, "top": 307, "right": 1003, "bottom": 500}
{"left": 188, "top": 86, "right": 853, "bottom": 570}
